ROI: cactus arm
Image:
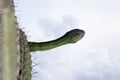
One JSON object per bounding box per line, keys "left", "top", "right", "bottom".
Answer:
{"left": 28, "top": 29, "right": 85, "bottom": 52}
{"left": 28, "top": 34, "right": 68, "bottom": 51}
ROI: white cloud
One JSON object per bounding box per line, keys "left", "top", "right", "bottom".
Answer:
{"left": 32, "top": 48, "right": 120, "bottom": 80}
{"left": 35, "top": 15, "right": 81, "bottom": 41}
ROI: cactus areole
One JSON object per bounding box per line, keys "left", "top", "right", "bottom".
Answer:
{"left": 28, "top": 29, "right": 85, "bottom": 52}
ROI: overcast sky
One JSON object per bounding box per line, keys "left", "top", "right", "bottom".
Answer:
{"left": 14, "top": 0, "right": 120, "bottom": 80}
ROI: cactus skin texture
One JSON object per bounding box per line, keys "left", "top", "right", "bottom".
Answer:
{"left": 0, "top": 0, "right": 19, "bottom": 80}
{"left": 0, "top": 0, "right": 32, "bottom": 80}
{"left": 19, "top": 29, "right": 32, "bottom": 80}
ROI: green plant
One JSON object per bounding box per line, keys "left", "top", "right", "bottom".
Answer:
{"left": 0, "top": 0, "right": 85, "bottom": 80}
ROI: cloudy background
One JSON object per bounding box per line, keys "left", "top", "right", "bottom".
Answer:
{"left": 14, "top": 0, "right": 120, "bottom": 80}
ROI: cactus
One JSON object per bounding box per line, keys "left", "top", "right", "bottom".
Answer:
{"left": 0, "top": 0, "right": 31, "bottom": 80}
{"left": 0, "top": 0, "right": 20, "bottom": 80}
{"left": 0, "top": 0, "right": 85, "bottom": 80}
{"left": 28, "top": 29, "right": 85, "bottom": 52}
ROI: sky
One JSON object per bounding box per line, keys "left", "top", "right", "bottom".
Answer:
{"left": 14, "top": 0, "right": 120, "bottom": 80}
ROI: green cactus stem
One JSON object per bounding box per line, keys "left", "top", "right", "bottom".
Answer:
{"left": 28, "top": 29, "right": 85, "bottom": 52}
